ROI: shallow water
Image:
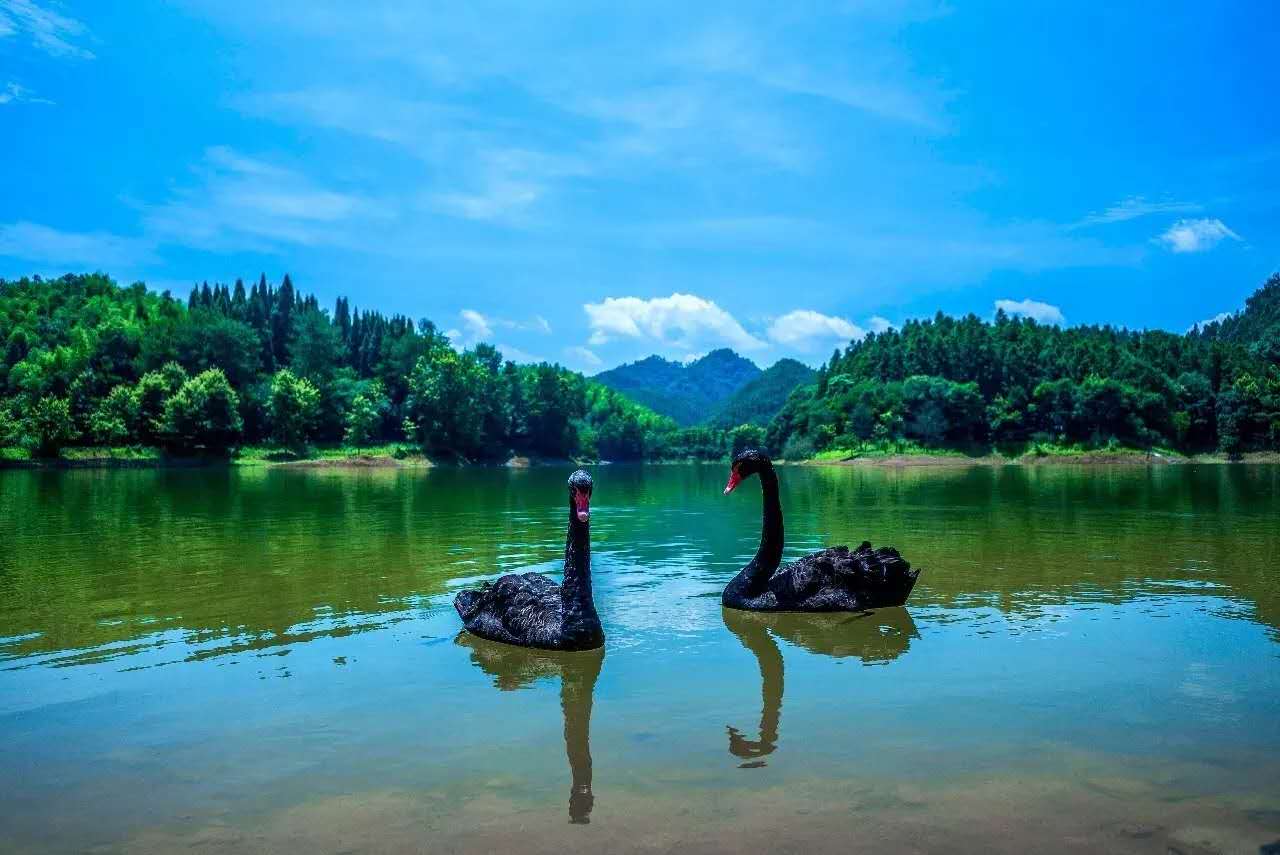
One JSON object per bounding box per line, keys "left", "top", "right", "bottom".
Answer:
{"left": 1, "top": 463, "right": 1278, "bottom": 854}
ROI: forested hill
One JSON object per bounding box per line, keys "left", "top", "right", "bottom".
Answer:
{"left": 592, "top": 348, "right": 761, "bottom": 425}
{"left": 767, "top": 274, "right": 1280, "bottom": 458}
{"left": 706, "top": 358, "right": 816, "bottom": 429}
{"left": 0, "top": 273, "right": 748, "bottom": 462}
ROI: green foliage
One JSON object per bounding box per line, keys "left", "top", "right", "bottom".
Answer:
{"left": 9, "top": 270, "right": 1279, "bottom": 463}
{"left": 26, "top": 396, "right": 76, "bottom": 457}
{"left": 768, "top": 283, "right": 1280, "bottom": 457}
{"left": 163, "top": 369, "right": 243, "bottom": 454}
{"left": 90, "top": 384, "right": 140, "bottom": 445}
{"left": 729, "top": 423, "right": 765, "bottom": 457}
{"left": 269, "top": 369, "right": 320, "bottom": 452}
{"left": 344, "top": 382, "right": 388, "bottom": 451}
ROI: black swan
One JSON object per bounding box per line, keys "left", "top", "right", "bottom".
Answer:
{"left": 721, "top": 448, "right": 920, "bottom": 611}
{"left": 455, "top": 633, "right": 603, "bottom": 824}
{"left": 723, "top": 606, "right": 918, "bottom": 767}
{"left": 454, "top": 470, "right": 604, "bottom": 651}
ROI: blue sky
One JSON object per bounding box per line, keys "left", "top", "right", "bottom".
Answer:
{"left": 1, "top": 1, "right": 1277, "bottom": 371}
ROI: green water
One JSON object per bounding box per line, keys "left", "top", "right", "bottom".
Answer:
{"left": 1, "top": 464, "right": 1278, "bottom": 854}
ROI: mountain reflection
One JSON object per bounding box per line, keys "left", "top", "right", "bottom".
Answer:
{"left": 454, "top": 633, "right": 603, "bottom": 824}
{"left": 723, "top": 607, "right": 918, "bottom": 767}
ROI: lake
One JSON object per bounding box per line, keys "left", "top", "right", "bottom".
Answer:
{"left": 1, "top": 463, "right": 1278, "bottom": 854}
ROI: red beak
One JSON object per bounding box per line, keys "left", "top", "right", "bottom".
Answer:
{"left": 723, "top": 470, "right": 742, "bottom": 495}
{"left": 574, "top": 490, "right": 591, "bottom": 523}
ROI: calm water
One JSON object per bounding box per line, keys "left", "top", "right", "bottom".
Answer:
{"left": 2, "top": 464, "right": 1278, "bottom": 854}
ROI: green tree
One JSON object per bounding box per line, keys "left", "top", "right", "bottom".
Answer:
{"left": 344, "top": 382, "right": 388, "bottom": 452}
{"left": 404, "top": 348, "right": 486, "bottom": 457}
{"left": 269, "top": 369, "right": 320, "bottom": 452}
{"left": 90, "top": 385, "right": 140, "bottom": 445}
{"left": 26, "top": 396, "right": 77, "bottom": 457}
{"left": 135, "top": 367, "right": 180, "bottom": 445}
{"left": 729, "top": 423, "right": 765, "bottom": 458}
{"left": 163, "top": 369, "right": 243, "bottom": 454}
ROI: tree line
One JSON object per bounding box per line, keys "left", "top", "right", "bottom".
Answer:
{"left": 0, "top": 273, "right": 761, "bottom": 461}
{"left": 767, "top": 275, "right": 1280, "bottom": 458}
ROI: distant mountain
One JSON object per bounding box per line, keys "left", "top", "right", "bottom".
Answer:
{"left": 593, "top": 348, "right": 761, "bottom": 425}
{"left": 707, "top": 358, "right": 817, "bottom": 429}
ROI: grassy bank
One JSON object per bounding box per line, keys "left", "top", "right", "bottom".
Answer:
{"left": 5, "top": 441, "right": 1279, "bottom": 469}
{"left": 800, "top": 440, "right": 1280, "bottom": 466}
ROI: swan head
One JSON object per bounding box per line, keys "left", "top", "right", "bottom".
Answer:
{"left": 568, "top": 469, "right": 593, "bottom": 523}
{"left": 724, "top": 448, "right": 772, "bottom": 495}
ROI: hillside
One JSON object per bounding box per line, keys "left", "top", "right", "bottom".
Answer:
{"left": 0, "top": 273, "right": 732, "bottom": 462}
{"left": 767, "top": 274, "right": 1280, "bottom": 459}
{"left": 593, "top": 348, "right": 761, "bottom": 425}
{"left": 707, "top": 358, "right": 816, "bottom": 428}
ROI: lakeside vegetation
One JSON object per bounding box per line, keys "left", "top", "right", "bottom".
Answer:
{"left": 768, "top": 275, "right": 1280, "bottom": 461}
{"left": 0, "top": 273, "right": 753, "bottom": 464}
{"left": 2, "top": 272, "right": 1277, "bottom": 466}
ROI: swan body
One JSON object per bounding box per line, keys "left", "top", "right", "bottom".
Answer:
{"left": 722, "top": 449, "right": 920, "bottom": 612}
{"left": 454, "top": 470, "right": 604, "bottom": 651}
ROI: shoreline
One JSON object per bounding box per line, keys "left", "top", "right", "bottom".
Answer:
{"left": 796, "top": 450, "right": 1280, "bottom": 467}
{"left": 4, "top": 449, "right": 1280, "bottom": 470}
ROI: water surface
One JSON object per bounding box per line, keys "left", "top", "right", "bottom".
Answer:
{"left": 2, "top": 464, "right": 1278, "bottom": 853}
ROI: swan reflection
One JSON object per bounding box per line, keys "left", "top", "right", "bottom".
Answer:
{"left": 722, "top": 607, "right": 919, "bottom": 767}
{"left": 454, "top": 633, "right": 603, "bottom": 824}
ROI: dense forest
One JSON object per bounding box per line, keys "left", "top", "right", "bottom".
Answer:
{"left": 767, "top": 275, "right": 1280, "bottom": 458}
{"left": 0, "top": 273, "right": 758, "bottom": 462}
{"left": 3, "top": 272, "right": 1278, "bottom": 463}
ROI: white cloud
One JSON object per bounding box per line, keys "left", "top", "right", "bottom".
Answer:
{"left": 1157, "top": 218, "right": 1242, "bottom": 254}
{"left": 453, "top": 308, "right": 552, "bottom": 345}
{"left": 0, "top": 81, "right": 53, "bottom": 105}
{"left": 995, "top": 298, "right": 1065, "bottom": 325}
{"left": 868, "top": 315, "right": 894, "bottom": 334}
{"left": 566, "top": 346, "right": 602, "bottom": 368}
{"left": 1074, "top": 195, "right": 1201, "bottom": 228}
{"left": 1188, "top": 311, "right": 1233, "bottom": 333}
{"left": 495, "top": 343, "right": 540, "bottom": 364}
{"left": 0, "top": 0, "right": 93, "bottom": 59}
{"left": 583, "top": 293, "right": 767, "bottom": 351}
{"left": 143, "top": 146, "right": 377, "bottom": 252}
{"left": 459, "top": 309, "right": 493, "bottom": 341}
{"left": 766, "top": 309, "right": 863, "bottom": 351}
{"left": 0, "top": 221, "right": 156, "bottom": 269}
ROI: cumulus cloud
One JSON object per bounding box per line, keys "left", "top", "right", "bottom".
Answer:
{"left": 583, "top": 293, "right": 766, "bottom": 351}
{"left": 766, "top": 309, "right": 863, "bottom": 351}
{"left": 1157, "top": 218, "right": 1242, "bottom": 253}
{"left": 867, "top": 315, "right": 894, "bottom": 334}
{"left": 995, "top": 298, "right": 1065, "bottom": 325}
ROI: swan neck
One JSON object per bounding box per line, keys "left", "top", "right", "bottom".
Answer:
{"left": 561, "top": 505, "right": 597, "bottom": 621}
{"left": 751, "top": 465, "right": 784, "bottom": 583}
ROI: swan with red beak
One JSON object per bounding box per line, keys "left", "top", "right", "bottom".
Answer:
{"left": 454, "top": 469, "right": 603, "bottom": 651}
{"left": 721, "top": 448, "right": 920, "bottom": 612}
